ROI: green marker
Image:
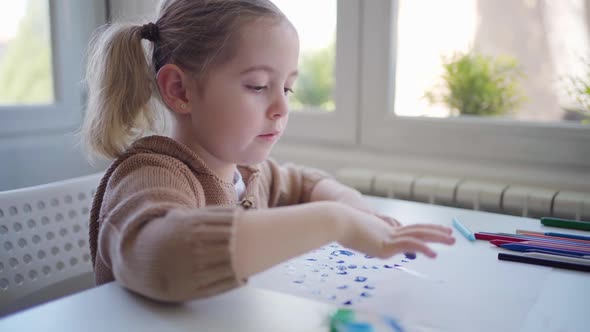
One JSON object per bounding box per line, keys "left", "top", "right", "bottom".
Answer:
{"left": 541, "top": 217, "right": 590, "bottom": 231}
{"left": 330, "top": 309, "right": 355, "bottom": 332}
{"left": 329, "top": 308, "right": 405, "bottom": 332}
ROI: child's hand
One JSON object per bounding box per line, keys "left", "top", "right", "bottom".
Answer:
{"left": 335, "top": 195, "right": 402, "bottom": 227}
{"left": 335, "top": 204, "right": 455, "bottom": 259}
{"left": 354, "top": 209, "right": 403, "bottom": 228}
{"left": 371, "top": 212, "right": 402, "bottom": 228}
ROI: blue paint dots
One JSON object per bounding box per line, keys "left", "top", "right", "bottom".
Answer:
{"left": 337, "top": 260, "right": 345, "bottom": 264}
{"left": 384, "top": 317, "right": 405, "bottom": 332}
{"left": 336, "top": 271, "right": 348, "bottom": 275}
{"left": 337, "top": 285, "right": 349, "bottom": 289}
{"left": 348, "top": 264, "right": 357, "bottom": 269}
{"left": 337, "top": 265, "right": 347, "bottom": 271}
{"left": 360, "top": 292, "right": 371, "bottom": 298}
{"left": 354, "top": 276, "right": 367, "bottom": 282}
{"left": 306, "top": 258, "right": 318, "bottom": 261}
{"left": 372, "top": 265, "right": 379, "bottom": 270}
{"left": 364, "top": 254, "right": 374, "bottom": 259}
{"left": 321, "top": 273, "right": 329, "bottom": 277}
{"left": 293, "top": 280, "right": 304, "bottom": 284}
{"left": 362, "top": 265, "right": 369, "bottom": 269}
{"left": 343, "top": 300, "right": 353, "bottom": 305}
{"left": 383, "top": 264, "right": 394, "bottom": 269}
{"left": 401, "top": 260, "right": 409, "bottom": 263}
{"left": 331, "top": 250, "right": 354, "bottom": 257}
{"left": 364, "top": 285, "right": 375, "bottom": 290}
{"left": 404, "top": 252, "right": 417, "bottom": 260}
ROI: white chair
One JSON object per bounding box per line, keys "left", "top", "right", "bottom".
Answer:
{"left": 0, "top": 173, "right": 103, "bottom": 317}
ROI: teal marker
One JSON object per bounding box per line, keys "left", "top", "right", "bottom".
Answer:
{"left": 452, "top": 217, "right": 475, "bottom": 241}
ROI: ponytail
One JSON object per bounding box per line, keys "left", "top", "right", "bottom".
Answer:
{"left": 81, "top": 24, "right": 162, "bottom": 161}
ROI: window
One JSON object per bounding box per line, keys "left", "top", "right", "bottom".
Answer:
{"left": 271, "top": 0, "right": 337, "bottom": 112}
{"left": 270, "top": 0, "right": 588, "bottom": 190}
{"left": 0, "top": 0, "right": 53, "bottom": 105}
{"left": 272, "top": 0, "right": 360, "bottom": 144}
{"left": 393, "top": 0, "right": 590, "bottom": 124}
{"left": 358, "top": 0, "right": 590, "bottom": 171}
{"left": 0, "top": 1, "right": 106, "bottom": 135}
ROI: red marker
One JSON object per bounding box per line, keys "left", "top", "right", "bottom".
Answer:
{"left": 474, "top": 233, "right": 528, "bottom": 242}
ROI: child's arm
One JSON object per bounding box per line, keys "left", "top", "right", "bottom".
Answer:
{"left": 233, "top": 201, "right": 455, "bottom": 280}
{"left": 311, "top": 177, "right": 374, "bottom": 210}
{"left": 310, "top": 178, "right": 401, "bottom": 226}
{"left": 98, "top": 157, "right": 453, "bottom": 303}
{"left": 261, "top": 160, "right": 400, "bottom": 226}
{"left": 233, "top": 162, "right": 454, "bottom": 280}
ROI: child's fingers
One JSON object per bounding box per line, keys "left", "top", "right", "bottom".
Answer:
{"left": 396, "top": 224, "right": 453, "bottom": 234}
{"left": 392, "top": 228, "right": 456, "bottom": 244}
{"left": 377, "top": 214, "right": 402, "bottom": 227}
{"left": 382, "top": 237, "right": 438, "bottom": 258}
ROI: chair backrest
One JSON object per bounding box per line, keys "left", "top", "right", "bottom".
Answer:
{"left": 0, "top": 173, "right": 103, "bottom": 317}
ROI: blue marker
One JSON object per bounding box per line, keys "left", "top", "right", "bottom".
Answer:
{"left": 452, "top": 217, "right": 475, "bottom": 241}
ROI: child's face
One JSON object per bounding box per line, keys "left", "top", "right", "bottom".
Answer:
{"left": 186, "top": 18, "right": 299, "bottom": 166}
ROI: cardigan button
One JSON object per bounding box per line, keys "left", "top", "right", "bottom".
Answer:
{"left": 239, "top": 199, "right": 254, "bottom": 209}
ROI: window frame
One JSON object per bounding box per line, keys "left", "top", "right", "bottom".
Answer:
{"left": 0, "top": 0, "right": 106, "bottom": 135}
{"left": 281, "top": 0, "right": 360, "bottom": 145}
{"left": 358, "top": 0, "right": 590, "bottom": 170}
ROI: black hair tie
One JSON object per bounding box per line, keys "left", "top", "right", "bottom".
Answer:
{"left": 140, "top": 22, "right": 159, "bottom": 42}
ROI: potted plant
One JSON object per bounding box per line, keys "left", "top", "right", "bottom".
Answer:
{"left": 424, "top": 50, "right": 526, "bottom": 117}
{"left": 562, "top": 56, "right": 590, "bottom": 124}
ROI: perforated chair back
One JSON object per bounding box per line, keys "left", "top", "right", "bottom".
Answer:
{"left": 0, "top": 173, "right": 102, "bottom": 317}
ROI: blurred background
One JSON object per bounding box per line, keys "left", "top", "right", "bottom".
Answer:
{"left": 1, "top": 0, "right": 589, "bottom": 217}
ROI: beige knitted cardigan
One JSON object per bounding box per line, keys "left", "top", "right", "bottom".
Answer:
{"left": 89, "top": 135, "right": 327, "bottom": 302}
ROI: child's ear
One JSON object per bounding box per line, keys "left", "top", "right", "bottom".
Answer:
{"left": 156, "top": 64, "right": 192, "bottom": 114}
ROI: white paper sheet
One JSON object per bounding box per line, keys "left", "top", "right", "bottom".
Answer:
{"left": 250, "top": 241, "right": 550, "bottom": 332}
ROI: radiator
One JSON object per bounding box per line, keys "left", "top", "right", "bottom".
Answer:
{"left": 335, "top": 168, "right": 590, "bottom": 220}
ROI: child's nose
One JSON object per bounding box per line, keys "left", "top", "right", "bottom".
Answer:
{"left": 267, "top": 95, "right": 289, "bottom": 119}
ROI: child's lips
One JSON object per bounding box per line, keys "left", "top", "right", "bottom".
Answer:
{"left": 257, "top": 131, "right": 281, "bottom": 141}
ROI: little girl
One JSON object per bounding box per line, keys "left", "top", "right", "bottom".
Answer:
{"left": 82, "top": 0, "right": 455, "bottom": 302}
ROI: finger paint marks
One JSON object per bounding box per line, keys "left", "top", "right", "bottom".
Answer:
{"left": 331, "top": 250, "right": 355, "bottom": 256}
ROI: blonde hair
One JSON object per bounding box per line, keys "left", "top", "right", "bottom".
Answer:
{"left": 82, "top": 0, "right": 285, "bottom": 160}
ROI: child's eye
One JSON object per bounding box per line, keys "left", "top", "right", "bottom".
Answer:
{"left": 284, "top": 87, "right": 294, "bottom": 95}
{"left": 246, "top": 85, "right": 267, "bottom": 92}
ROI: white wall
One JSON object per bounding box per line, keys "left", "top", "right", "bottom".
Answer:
{"left": 109, "top": 0, "right": 160, "bottom": 22}
{"left": 0, "top": 133, "right": 106, "bottom": 191}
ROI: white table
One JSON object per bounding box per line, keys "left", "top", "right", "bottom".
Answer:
{"left": 0, "top": 197, "right": 588, "bottom": 332}
{"left": 0, "top": 282, "right": 337, "bottom": 332}
{"left": 358, "top": 197, "right": 590, "bottom": 332}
